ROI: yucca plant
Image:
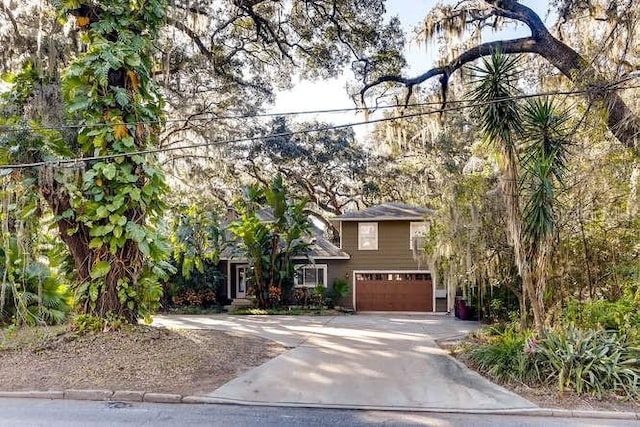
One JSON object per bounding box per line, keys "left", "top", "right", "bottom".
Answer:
{"left": 469, "top": 51, "right": 572, "bottom": 333}
{"left": 538, "top": 326, "right": 640, "bottom": 399}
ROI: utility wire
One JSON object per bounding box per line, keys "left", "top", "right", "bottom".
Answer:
{"left": 1, "top": 82, "right": 639, "bottom": 170}
{"left": 0, "top": 79, "right": 637, "bottom": 133}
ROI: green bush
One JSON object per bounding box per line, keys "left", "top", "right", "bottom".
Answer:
{"left": 563, "top": 298, "right": 640, "bottom": 332}
{"left": 331, "top": 278, "right": 350, "bottom": 306}
{"left": 290, "top": 287, "right": 325, "bottom": 308}
{"left": 466, "top": 326, "right": 543, "bottom": 384}
{"left": 0, "top": 261, "right": 71, "bottom": 326}
{"left": 164, "top": 261, "right": 224, "bottom": 309}
{"left": 71, "top": 313, "right": 124, "bottom": 333}
{"left": 538, "top": 326, "right": 640, "bottom": 399}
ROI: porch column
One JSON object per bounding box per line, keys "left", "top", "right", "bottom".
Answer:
{"left": 226, "top": 259, "right": 231, "bottom": 300}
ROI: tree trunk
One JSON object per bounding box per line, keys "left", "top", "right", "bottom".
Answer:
{"left": 39, "top": 170, "right": 142, "bottom": 322}
{"left": 39, "top": 175, "right": 92, "bottom": 280}
{"left": 535, "top": 35, "right": 639, "bottom": 150}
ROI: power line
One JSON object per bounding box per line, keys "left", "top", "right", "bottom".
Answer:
{"left": 0, "top": 79, "right": 636, "bottom": 134}
{"left": 1, "top": 83, "right": 639, "bottom": 170}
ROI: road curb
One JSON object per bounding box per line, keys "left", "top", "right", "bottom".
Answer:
{"left": 112, "top": 390, "right": 144, "bottom": 402}
{"left": 0, "top": 390, "right": 64, "bottom": 400}
{"left": 0, "top": 390, "right": 638, "bottom": 420}
{"left": 143, "top": 393, "right": 182, "bottom": 403}
{"left": 180, "top": 395, "right": 640, "bottom": 420}
{"left": 64, "top": 389, "right": 113, "bottom": 401}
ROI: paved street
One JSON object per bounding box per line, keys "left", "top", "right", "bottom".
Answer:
{"left": 152, "top": 314, "right": 535, "bottom": 411}
{"left": 0, "top": 399, "right": 633, "bottom": 427}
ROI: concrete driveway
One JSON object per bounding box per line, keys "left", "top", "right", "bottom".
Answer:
{"left": 152, "top": 314, "right": 536, "bottom": 411}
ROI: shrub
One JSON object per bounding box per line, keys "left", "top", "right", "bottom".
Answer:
{"left": 71, "top": 313, "right": 124, "bottom": 333}
{"left": 290, "top": 287, "right": 324, "bottom": 308}
{"left": 0, "top": 261, "right": 71, "bottom": 327}
{"left": 466, "top": 326, "right": 543, "bottom": 384}
{"left": 331, "top": 278, "right": 349, "bottom": 306}
{"left": 563, "top": 298, "right": 640, "bottom": 333}
{"left": 538, "top": 326, "right": 640, "bottom": 399}
{"left": 164, "top": 261, "right": 223, "bottom": 309}
{"left": 268, "top": 286, "right": 282, "bottom": 308}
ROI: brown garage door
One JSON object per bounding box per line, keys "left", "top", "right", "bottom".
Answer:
{"left": 355, "top": 272, "right": 432, "bottom": 312}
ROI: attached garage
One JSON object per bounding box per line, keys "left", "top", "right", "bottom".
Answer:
{"left": 355, "top": 272, "right": 433, "bottom": 312}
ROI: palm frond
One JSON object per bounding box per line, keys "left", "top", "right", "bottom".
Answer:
{"left": 468, "top": 51, "right": 523, "bottom": 150}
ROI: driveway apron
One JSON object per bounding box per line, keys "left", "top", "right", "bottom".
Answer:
{"left": 152, "top": 314, "right": 536, "bottom": 411}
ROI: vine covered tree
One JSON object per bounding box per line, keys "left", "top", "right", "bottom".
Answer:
{"left": 0, "top": 0, "right": 406, "bottom": 323}
{"left": 0, "top": 0, "right": 174, "bottom": 323}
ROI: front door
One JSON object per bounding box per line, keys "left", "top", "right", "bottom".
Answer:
{"left": 236, "top": 265, "right": 249, "bottom": 298}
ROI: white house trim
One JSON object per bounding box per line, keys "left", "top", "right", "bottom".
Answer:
{"left": 226, "top": 259, "right": 231, "bottom": 299}
{"left": 294, "top": 264, "right": 328, "bottom": 288}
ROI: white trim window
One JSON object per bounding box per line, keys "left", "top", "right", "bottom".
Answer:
{"left": 294, "top": 264, "right": 328, "bottom": 288}
{"left": 358, "top": 222, "right": 378, "bottom": 250}
{"left": 410, "top": 222, "right": 429, "bottom": 250}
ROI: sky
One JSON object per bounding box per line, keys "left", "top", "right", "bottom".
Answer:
{"left": 271, "top": 0, "right": 553, "bottom": 140}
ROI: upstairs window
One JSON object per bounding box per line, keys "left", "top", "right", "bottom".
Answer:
{"left": 410, "top": 222, "right": 429, "bottom": 250}
{"left": 358, "top": 222, "right": 378, "bottom": 250}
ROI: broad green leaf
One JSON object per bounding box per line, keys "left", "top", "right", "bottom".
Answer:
{"left": 89, "top": 283, "right": 99, "bottom": 302}
{"left": 68, "top": 97, "right": 91, "bottom": 113}
{"left": 103, "top": 163, "right": 117, "bottom": 180}
{"left": 96, "top": 205, "right": 109, "bottom": 218}
{"left": 138, "top": 240, "right": 150, "bottom": 257}
{"left": 89, "top": 237, "right": 103, "bottom": 248}
{"left": 129, "top": 187, "right": 141, "bottom": 201}
{"left": 90, "top": 260, "right": 111, "bottom": 279}
{"left": 125, "top": 53, "right": 141, "bottom": 67}
{"left": 126, "top": 222, "right": 146, "bottom": 242}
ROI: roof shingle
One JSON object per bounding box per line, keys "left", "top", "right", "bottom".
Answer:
{"left": 332, "top": 202, "right": 432, "bottom": 221}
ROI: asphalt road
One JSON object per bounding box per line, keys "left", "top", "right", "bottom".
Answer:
{"left": 0, "top": 399, "right": 635, "bottom": 427}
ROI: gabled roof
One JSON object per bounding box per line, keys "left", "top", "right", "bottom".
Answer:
{"left": 332, "top": 202, "right": 432, "bottom": 222}
{"left": 220, "top": 206, "right": 349, "bottom": 261}
{"left": 309, "top": 235, "right": 350, "bottom": 259}
{"left": 220, "top": 234, "right": 350, "bottom": 261}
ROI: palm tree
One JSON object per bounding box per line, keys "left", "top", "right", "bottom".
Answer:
{"left": 520, "top": 98, "right": 570, "bottom": 329}
{"left": 469, "top": 51, "right": 570, "bottom": 333}
{"left": 469, "top": 51, "right": 532, "bottom": 329}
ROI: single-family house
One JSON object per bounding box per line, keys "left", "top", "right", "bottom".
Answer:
{"left": 220, "top": 202, "right": 446, "bottom": 312}
{"left": 330, "top": 202, "right": 447, "bottom": 312}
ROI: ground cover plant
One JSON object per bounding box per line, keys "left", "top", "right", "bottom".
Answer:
{"left": 462, "top": 298, "right": 640, "bottom": 401}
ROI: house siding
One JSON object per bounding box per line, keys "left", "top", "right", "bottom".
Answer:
{"left": 331, "top": 220, "right": 430, "bottom": 310}
{"left": 324, "top": 259, "right": 351, "bottom": 291}
{"left": 225, "top": 259, "right": 350, "bottom": 300}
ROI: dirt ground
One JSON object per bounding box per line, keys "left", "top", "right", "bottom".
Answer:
{"left": 0, "top": 325, "right": 285, "bottom": 395}
{"left": 437, "top": 337, "right": 640, "bottom": 413}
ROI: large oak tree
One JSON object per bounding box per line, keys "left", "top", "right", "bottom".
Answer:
{"left": 361, "top": 0, "right": 639, "bottom": 151}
